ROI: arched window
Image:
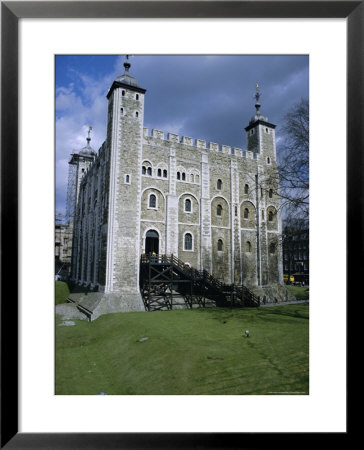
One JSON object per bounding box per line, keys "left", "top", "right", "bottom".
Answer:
{"left": 269, "top": 243, "right": 276, "bottom": 254}
{"left": 122, "top": 90, "right": 125, "bottom": 96}
{"left": 244, "top": 184, "right": 249, "bottom": 194}
{"left": 217, "top": 239, "right": 223, "bottom": 251}
{"left": 185, "top": 198, "right": 192, "bottom": 212}
{"left": 142, "top": 166, "right": 146, "bottom": 175}
{"left": 184, "top": 233, "right": 193, "bottom": 251}
{"left": 147, "top": 167, "right": 152, "bottom": 176}
{"left": 244, "top": 208, "right": 249, "bottom": 219}
{"left": 149, "top": 194, "right": 157, "bottom": 208}
{"left": 157, "top": 168, "right": 162, "bottom": 177}
{"left": 268, "top": 210, "right": 274, "bottom": 222}
{"left": 125, "top": 174, "right": 130, "bottom": 184}
{"left": 135, "top": 111, "right": 139, "bottom": 118}
{"left": 182, "top": 172, "right": 186, "bottom": 181}
{"left": 177, "top": 171, "right": 181, "bottom": 180}
{"left": 120, "top": 107, "right": 124, "bottom": 115}
{"left": 217, "top": 179, "right": 222, "bottom": 190}
{"left": 217, "top": 204, "right": 222, "bottom": 216}
{"left": 136, "top": 94, "right": 139, "bottom": 100}
{"left": 267, "top": 157, "right": 271, "bottom": 164}
{"left": 163, "top": 169, "right": 168, "bottom": 178}
{"left": 269, "top": 189, "right": 273, "bottom": 198}
{"left": 246, "top": 241, "right": 252, "bottom": 253}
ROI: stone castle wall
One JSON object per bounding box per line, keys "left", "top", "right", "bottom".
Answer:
{"left": 70, "top": 78, "right": 284, "bottom": 312}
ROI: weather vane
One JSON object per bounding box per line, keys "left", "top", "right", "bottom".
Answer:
{"left": 124, "top": 54, "right": 132, "bottom": 72}
{"left": 255, "top": 83, "right": 261, "bottom": 103}
{"left": 86, "top": 124, "right": 92, "bottom": 145}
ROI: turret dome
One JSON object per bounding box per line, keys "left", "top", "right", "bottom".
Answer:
{"left": 79, "top": 144, "right": 96, "bottom": 157}
{"left": 249, "top": 112, "right": 268, "bottom": 124}
{"left": 114, "top": 59, "right": 141, "bottom": 88}
{"left": 107, "top": 56, "right": 146, "bottom": 99}
{"left": 79, "top": 125, "right": 96, "bottom": 157}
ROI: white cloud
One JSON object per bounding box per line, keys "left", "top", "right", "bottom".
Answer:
{"left": 145, "top": 121, "right": 186, "bottom": 137}
{"left": 55, "top": 69, "right": 111, "bottom": 213}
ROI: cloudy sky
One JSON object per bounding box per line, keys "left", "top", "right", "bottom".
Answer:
{"left": 55, "top": 54, "right": 309, "bottom": 216}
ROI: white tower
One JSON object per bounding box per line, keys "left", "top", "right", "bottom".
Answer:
{"left": 104, "top": 57, "right": 146, "bottom": 310}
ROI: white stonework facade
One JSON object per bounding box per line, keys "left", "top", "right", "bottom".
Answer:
{"left": 69, "top": 61, "right": 286, "bottom": 315}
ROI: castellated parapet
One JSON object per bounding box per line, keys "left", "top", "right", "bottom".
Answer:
{"left": 69, "top": 61, "right": 287, "bottom": 319}
{"left": 143, "top": 127, "right": 256, "bottom": 157}
{"left": 142, "top": 127, "right": 263, "bottom": 162}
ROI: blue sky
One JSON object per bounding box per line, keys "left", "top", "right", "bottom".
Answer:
{"left": 55, "top": 54, "right": 309, "bottom": 216}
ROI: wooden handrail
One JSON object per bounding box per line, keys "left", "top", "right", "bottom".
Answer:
{"left": 140, "top": 253, "right": 260, "bottom": 307}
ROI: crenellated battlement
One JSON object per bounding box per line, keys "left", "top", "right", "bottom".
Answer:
{"left": 143, "top": 127, "right": 258, "bottom": 159}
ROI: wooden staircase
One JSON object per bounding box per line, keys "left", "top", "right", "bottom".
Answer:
{"left": 140, "top": 253, "right": 260, "bottom": 311}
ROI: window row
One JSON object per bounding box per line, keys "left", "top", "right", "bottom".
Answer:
{"left": 142, "top": 166, "right": 200, "bottom": 183}
{"left": 142, "top": 169, "right": 274, "bottom": 199}
{"left": 242, "top": 208, "right": 275, "bottom": 221}
{"left": 147, "top": 195, "right": 194, "bottom": 213}
{"left": 147, "top": 194, "right": 276, "bottom": 222}
{"left": 121, "top": 90, "right": 140, "bottom": 100}
{"left": 177, "top": 171, "right": 200, "bottom": 183}
{"left": 120, "top": 107, "right": 140, "bottom": 118}
{"left": 181, "top": 234, "right": 276, "bottom": 254}
{"left": 217, "top": 180, "right": 274, "bottom": 199}
{"left": 182, "top": 233, "right": 224, "bottom": 252}
{"left": 249, "top": 127, "right": 271, "bottom": 134}
{"left": 142, "top": 166, "right": 168, "bottom": 178}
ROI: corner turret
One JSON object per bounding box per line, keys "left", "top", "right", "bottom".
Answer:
{"left": 244, "top": 84, "right": 276, "bottom": 161}
{"left": 66, "top": 125, "right": 96, "bottom": 223}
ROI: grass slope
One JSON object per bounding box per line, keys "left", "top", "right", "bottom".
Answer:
{"left": 285, "top": 285, "right": 309, "bottom": 300}
{"left": 56, "top": 305, "right": 309, "bottom": 395}
{"left": 55, "top": 281, "right": 70, "bottom": 305}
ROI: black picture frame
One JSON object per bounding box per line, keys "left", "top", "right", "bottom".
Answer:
{"left": 1, "top": 1, "right": 358, "bottom": 448}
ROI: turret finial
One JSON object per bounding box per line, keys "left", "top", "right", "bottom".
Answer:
{"left": 86, "top": 124, "right": 92, "bottom": 146}
{"left": 254, "top": 83, "right": 261, "bottom": 113}
{"left": 124, "top": 55, "right": 131, "bottom": 72}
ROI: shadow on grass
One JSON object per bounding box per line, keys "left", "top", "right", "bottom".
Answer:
{"left": 264, "top": 306, "right": 309, "bottom": 321}
{"left": 194, "top": 307, "right": 243, "bottom": 320}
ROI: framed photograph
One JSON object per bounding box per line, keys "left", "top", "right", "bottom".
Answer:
{"left": 2, "top": 1, "right": 358, "bottom": 447}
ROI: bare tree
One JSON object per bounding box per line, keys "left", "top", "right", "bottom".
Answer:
{"left": 55, "top": 211, "right": 65, "bottom": 224}
{"left": 277, "top": 98, "right": 309, "bottom": 220}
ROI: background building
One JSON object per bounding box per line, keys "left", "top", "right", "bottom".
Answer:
{"left": 55, "top": 214, "right": 73, "bottom": 279}
{"left": 282, "top": 219, "right": 309, "bottom": 285}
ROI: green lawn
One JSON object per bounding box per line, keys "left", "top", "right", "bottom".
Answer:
{"left": 55, "top": 281, "right": 70, "bottom": 305}
{"left": 56, "top": 304, "right": 309, "bottom": 395}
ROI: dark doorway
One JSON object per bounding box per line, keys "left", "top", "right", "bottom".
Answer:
{"left": 145, "top": 230, "right": 159, "bottom": 255}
